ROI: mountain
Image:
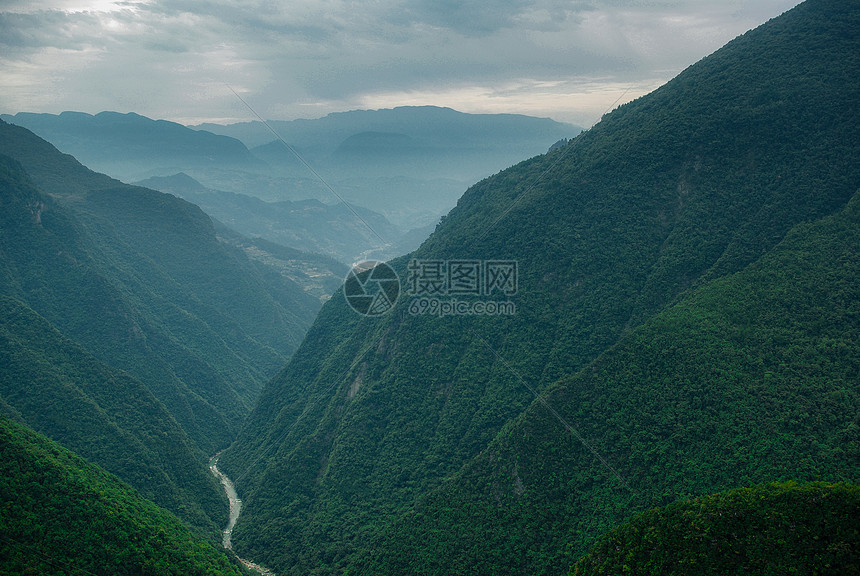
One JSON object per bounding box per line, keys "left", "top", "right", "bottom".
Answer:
{"left": 0, "top": 110, "right": 263, "bottom": 183}
{"left": 0, "top": 108, "right": 565, "bottom": 240}
{"left": 0, "top": 119, "right": 328, "bottom": 535}
{"left": 0, "top": 294, "right": 225, "bottom": 536}
{"left": 196, "top": 106, "right": 579, "bottom": 167}
{"left": 357, "top": 185, "right": 860, "bottom": 574}
{"left": 218, "top": 0, "right": 860, "bottom": 574}
{"left": 136, "top": 172, "right": 412, "bottom": 264}
{"left": 212, "top": 224, "right": 348, "bottom": 303}
{"left": 202, "top": 106, "right": 582, "bottom": 228}
{"left": 570, "top": 482, "right": 860, "bottom": 575}
{"left": 0, "top": 415, "right": 244, "bottom": 576}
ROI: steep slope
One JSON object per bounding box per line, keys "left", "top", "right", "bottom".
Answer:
{"left": 0, "top": 123, "right": 323, "bottom": 534}
{"left": 0, "top": 295, "right": 225, "bottom": 536}
{"left": 0, "top": 122, "right": 319, "bottom": 447}
{"left": 0, "top": 415, "right": 244, "bottom": 576}
{"left": 356, "top": 186, "right": 860, "bottom": 575}
{"left": 220, "top": 0, "right": 860, "bottom": 573}
{"left": 570, "top": 482, "right": 860, "bottom": 575}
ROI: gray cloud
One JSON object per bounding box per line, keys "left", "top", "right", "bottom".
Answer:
{"left": 0, "top": 0, "right": 803, "bottom": 126}
{"left": 0, "top": 10, "right": 104, "bottom": 50}
{"left": 395, "top": 0, "right": 547, "bottom": 35}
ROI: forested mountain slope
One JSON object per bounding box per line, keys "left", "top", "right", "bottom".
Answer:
{"left": 0, "top": 294, "right": 225, "bottom": 537}
{"left": 0, "top": 120, "right": 321, "bottom": 442}
{"left": 570, "top": 482, "right": 860, "bottom": 575}
{"left": 357, "top": 186, "right": 860, "bottom": 574}
{"left": 220, "top": 0, "right": 860, "bottom": 573}
{"left": 0, "top": 415, "right": 245, "bottom": 576}
{"left": 0, "top": 121, "right": 327, "bottom": 535}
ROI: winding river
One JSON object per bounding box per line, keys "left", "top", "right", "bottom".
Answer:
{"left": 209, "top": 454, "right": 276, "bottom": 576}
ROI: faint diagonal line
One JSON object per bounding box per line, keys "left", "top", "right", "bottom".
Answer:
{"left": 225, "top": 83, "right": 389, "bottom": 251}
{"left": 472, "top": 87, "right": 632, "bottom": 245}
{"left": 474, "top": 332, "right": 634, "bottom": 493}
{"left": 464, "top": 88, "right": 638, "bottom": 493}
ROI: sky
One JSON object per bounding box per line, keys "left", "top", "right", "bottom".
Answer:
{"left": 1, "top": 0, "right": 803, "bottom": 127}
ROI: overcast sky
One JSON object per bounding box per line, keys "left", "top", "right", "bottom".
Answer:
{"left": 1, "top": 0, "right": 803, "bottom": 127}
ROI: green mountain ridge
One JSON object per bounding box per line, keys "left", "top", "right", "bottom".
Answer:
{"left": 0, "top": 120, "right": 331, "bottom": 536}
{"left": 0, "top": 415, "right": 244, "bottom": 576}
{"left": 219, "top": 0, "right": 860, "bottom": 573}
{"left": 570, "top": 481, "right": 860, "bottom": 575}
{"left": 358, "top": 185, "right": 860, "bottom": 574}
{"left": 0, "top": 294, "right": 225, "bottom": 536}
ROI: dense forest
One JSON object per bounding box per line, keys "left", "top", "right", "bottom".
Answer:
{"left": 0, "top": 415, "right": 245, "bottom": 575}
{"left": 219, "top": 0, "right": 860, "bottom": 573}
{"left": 356, "top": 185, "right": 860, "bottom": 574}
{"left": 0, "top": 120, "right": 342, "bottom": 537}
{"left": 571, "top": 482, "right": 860, "bottom": 575}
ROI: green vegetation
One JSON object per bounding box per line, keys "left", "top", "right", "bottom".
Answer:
{"left": 570, "top": 482, "right": 860, "bottom": 575}
{"left": 0, "top": 415, "right": 245, "bottom": 576}
{"left": 354, "top": 187, "right": 860, "bottom": 575}
{"left": 0, "top": 124, "right": 307, "bottom": 450}
{"left": 219, "top": 0, "right": 860, "bottom": 573}
{"left": 0, "top": 294, "right": 226, "bottom": 536}
{"left": 0, "top": 120, "right": 331, "bottom": 536}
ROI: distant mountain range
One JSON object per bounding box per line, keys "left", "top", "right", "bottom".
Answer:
{"left": 195, "top": 105, "right": 579, "bottom": 181}
{"left": 2, "top": 107, "right": 580, "bottom": 234}
{"left": 0, "top": 110, "right": 264, "bottom": 180}
{"left": 201, "top": 107, "right": 580, "bottom": 228}
{"left": 136, "top": 172, "right": 429, "bottom": 264}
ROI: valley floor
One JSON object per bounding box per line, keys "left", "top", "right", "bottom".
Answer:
{"left": 210, "top": 455, "right": 277, "bottom": 576}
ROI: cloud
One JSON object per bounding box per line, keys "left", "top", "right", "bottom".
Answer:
{"left": 0, "top": 10, "right": 103, "bottom": 50}
{"left": 389, "top": 0, "right": 584, "bottom": 36}
{"left": 0, "top": 0, "right": 803, "bottom": 125}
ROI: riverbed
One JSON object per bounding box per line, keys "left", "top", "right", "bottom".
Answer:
{"left": 209, "top": 454, "right": 276, "bottom": 575}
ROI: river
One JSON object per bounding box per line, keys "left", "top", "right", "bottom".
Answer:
{"left": 209, "top": 454, "right": 276, "bottom": 576}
